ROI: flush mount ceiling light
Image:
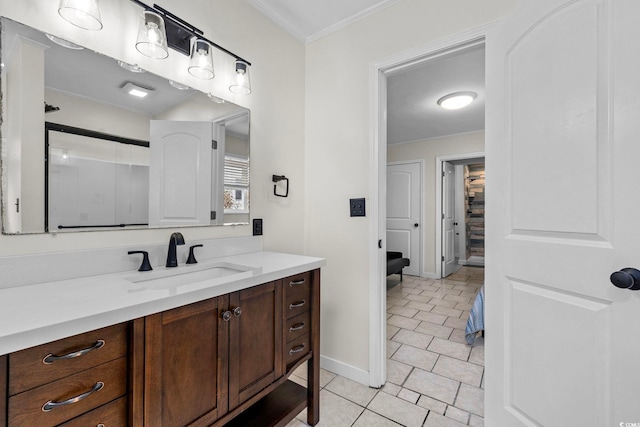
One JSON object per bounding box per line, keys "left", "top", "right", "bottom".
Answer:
{"left": 229, "top": 60, "right": 251, "bottom": 95}
{"left": 121, "top": 82, "right": 154, "bottom": 98}
{"left": 45, "top": 33, "right": 84, "bottom": 50}
{"left": 58, "top": 0, "right": 103, "bottom": 31}
{"left": 118, "top": 60, "right": 146, "bottom": 73}
{"left": 135, "top": 10, "right": 169, "bottom": 59}
{"left": 188, "top": 39, "right": 215, "bottom": 79}
{"left": 437, "top": 91, "right": 477, "bottom": 110}
{"left": 129, "top": 0, "right": 252, "bottom": 93}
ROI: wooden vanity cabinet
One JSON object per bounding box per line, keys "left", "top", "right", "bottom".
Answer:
{"left": 0, "top": 355, "right": 6, "bottom": 427}
{"left": 0, "top": 268, "right": 320, "bottom": 427}
{"left": 143, "top": 297, "right": 228, "bottom": 427}
{"left": 0, "top": 323, "right": 130, "bottom": 427}
{"left": 141, "top": 269, "right": 320, "bottom": 427}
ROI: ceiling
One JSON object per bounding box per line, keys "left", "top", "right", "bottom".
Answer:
{"left": 248, "top": 0, "right": 485, "bottom": 144}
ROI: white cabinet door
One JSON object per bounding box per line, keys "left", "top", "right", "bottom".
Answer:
{"left": 149, "top": 121, "right": 212, "bottom": 227}
{"left": 486, "top": 0, "right": 640, "bottom": 425}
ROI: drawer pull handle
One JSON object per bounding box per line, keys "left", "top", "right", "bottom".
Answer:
{"left": 289, "top": 322, "right": 306, "bottom": 332}
{"left": 42, "top": 381, "right": 104, "bottom": 412}
{"left": 289, "top": 344, "right": 306, "bottom": 355}
{"left": 289, "top": 279, "right": 306, "bottom": 287}
{"left": 42, "top": 340, "right": 105, "bottom": 364}
{"left": 222, "top": 311, "right": 232, "bottom": 322}
{"left": 233, "top": 306, "right": 243, "bottom": 317}
{"left": 289, "top": 300, "right": 306, "bottom": 309}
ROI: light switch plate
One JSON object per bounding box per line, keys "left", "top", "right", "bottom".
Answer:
{"left": 350, "top": 198, "right": 366, "bottom": 217}
{"left": 253, "top": 218, "right": 263, "bottom": 235}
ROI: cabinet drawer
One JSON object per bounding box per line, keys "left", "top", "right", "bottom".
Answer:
{"left": 284, "top": 272, "right": 311, "bottom": 296}
{"left": 285, "top": 312, "right": 311, "bottom": 342}
{"left": 285, "top": 335, "right": 310, "bottom": 367}
{"left": 8, "top": 357, "right": 127, "bottom": 427}
{"left": 59, "top": 396, "right": 127, "bottom": 427}
{"left": 285, "top": 292, "right": 310, "bottom": 319}
{"left": 9, "top": 323, "right": 128, "bottom": 395}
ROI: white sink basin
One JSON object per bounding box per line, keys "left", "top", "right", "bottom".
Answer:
{"left": 125, "top": 262, "right": 253, "bottom": 290}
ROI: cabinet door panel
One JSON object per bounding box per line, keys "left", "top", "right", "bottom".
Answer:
{"left": 228, "top": 281, "right": 283, "bottom": 409}
{"left": 144, "top": 297, "right": 228, "bottom": 427}
{"left": 0, "top": 355, "right": 6, "bottom": 427}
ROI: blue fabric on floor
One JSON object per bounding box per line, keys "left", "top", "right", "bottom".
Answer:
{"left": 465, "top": 285, "right": 484, "bottom": 345}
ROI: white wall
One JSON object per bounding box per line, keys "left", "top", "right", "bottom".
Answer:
{"left": 305, "top": 0, "right": 515, "bottom": 374}
{"left": 0, "top": 0, "right": 305, "bottom": 255}
{"left": 388, "top": 131, "right": 485, "bottom": 276}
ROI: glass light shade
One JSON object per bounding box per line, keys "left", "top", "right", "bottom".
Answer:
{"left": 135, "top": 11, "right": 169, "bottom": 59}
{"left": 229, "top": 60, "right": 251, "bottom": 95}
{"left": 437, "top": 91, "right": 477, "bottom": 110}
{"left": 58, "top": 0, "right": 103, "bottom": 31}
{"left": 188, "top": 39, "right": 215, "bottom": 79}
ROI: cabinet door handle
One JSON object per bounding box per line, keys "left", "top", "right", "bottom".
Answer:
{"left": 289, "top": 300, "right": 306, "bottom": 309}
{"left": 42, "top": 381, "right": 104, "bottom": 412}
{"left": 289, "top": 344, "right": 306, "bottom": 355}
{"left": 233, "top": 307, "right": 242, "bottom": 317}
{"left": 289, "top": 279, "right": 306, "bottom": 287}
{"left": 222, "top": 311, "right": 232, "bottom": 322}
{"left": 289, "top": 322, "right": 305, "bottom": 332}
{"left": 42, "top": 340, "right": 105, "bottom": 364}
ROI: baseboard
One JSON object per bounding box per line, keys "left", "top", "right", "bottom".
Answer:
{"left": 320, "top": 355, "right": 370, "bottom": 386}
{"left": 421, "top": 272, "right": 439, "bottom": 279}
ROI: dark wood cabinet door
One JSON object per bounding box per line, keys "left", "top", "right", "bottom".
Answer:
{"left": 228, "top": 281, "right": 283, "bottom": 409}
{"left": 0, "top": 355, "right": 6, "bottom": 427}
{"left": 144, "top": 297, "right": 229, "bottom": 427}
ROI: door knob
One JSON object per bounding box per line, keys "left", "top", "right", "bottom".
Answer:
{"left": 610, "top": 268, "right": 640, "bottom": 290}
{"left": 414, "top": 223, "right": 419, "bottom": 228}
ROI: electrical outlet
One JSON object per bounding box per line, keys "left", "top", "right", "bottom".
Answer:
{"left": 253, "top": 218, "right": 263, "bottom": 235}
{"left": 350, "top": 198, "right": 366, "bottom": 217}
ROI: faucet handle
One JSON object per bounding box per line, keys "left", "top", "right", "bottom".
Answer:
{"left": 187, "top": 244, "right": 203, "bottom": 264}
{"left": 128, "top": 251, "right": 153, "bottom": 271}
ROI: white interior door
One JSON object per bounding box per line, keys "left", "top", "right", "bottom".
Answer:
{"left": 149, "top": 121, "right": 212, "bottom": 227}
{"left": 486, "top": 0, "right": 640, "bottom": 424}
{"left": 441, "top": 161, "right": 457, "bottom": 277}
{"left": 386, "top": 162, "right": 420, "bottom": 276}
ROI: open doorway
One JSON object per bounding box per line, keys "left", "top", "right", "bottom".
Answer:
{"left": 438, "top": 155, "right": 485, "bottom": 278}
{"left": 370, "top": 28, "right": 490, "bottom": 387}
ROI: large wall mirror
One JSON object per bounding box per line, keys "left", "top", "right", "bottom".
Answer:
{"left": 0, "top": 17, "right": 250, "bottom": 234}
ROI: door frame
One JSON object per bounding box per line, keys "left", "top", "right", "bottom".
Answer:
{"left": 435, "top": 152, "right": 485, "bottom": 278}
{"left": 387, "top": 160, "right": 424, "bottom": 278}
{"left": 368, "top": 24, "right": 494, "bottom": 387}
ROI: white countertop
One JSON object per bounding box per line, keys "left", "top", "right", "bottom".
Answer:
{"left": 0, "top": 251, "right": 325, "bottom": 355}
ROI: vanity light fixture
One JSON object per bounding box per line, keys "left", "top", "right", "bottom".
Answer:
{"left": 135, "top": 10, "right": 169, "bottom": 59}
{"left": 208, "top": 93, "right": 225, "bottom": 104}
{"left": 229, "top": 60, "right": 251, "bottom": 95}
{"left": 188, "top": 39, "right": 215, "bottom": 79}
{"left": 45, "top": 33, "right": 84, "bottom": 50}
{"left": 118, "top": 60, "right": 146, "bottom": 73}
{"left": 130, "top": 0, "right": 252, "bottom": 92}
{"left": 437, "top": 91, "right": 477, "bottom": 110}
{"left": 58, "top": 0, "right": 103, "bottom": 31}
{"left": 169, "top": 80, "right": 191, "bottom": 90}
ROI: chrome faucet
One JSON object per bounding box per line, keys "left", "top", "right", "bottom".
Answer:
{"left": 166, "top": 232, "right": 185, "bottom": 267}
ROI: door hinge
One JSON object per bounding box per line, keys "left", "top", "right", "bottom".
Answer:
{"left": 212, "top": 140, "right": 218, "bottom": 150}
{"left": 211, "top": 211, "right": 216, "bottom": 220}
{"left": 442, "top": 256, "right": 445, "bottom": 261}
{"left": 442, "top": 171, "right": 445, "bottom": 177}
{"left": 441, "top": 213, "right": 445, "bottom": 219}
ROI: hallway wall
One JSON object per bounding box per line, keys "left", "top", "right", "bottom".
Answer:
{"left": 388, "top": 131, "right": 485, "bottom": 277}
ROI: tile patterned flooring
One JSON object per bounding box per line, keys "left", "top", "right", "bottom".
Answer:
{"left": 286, "top": 266, "right": 485, "bottom": 427}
